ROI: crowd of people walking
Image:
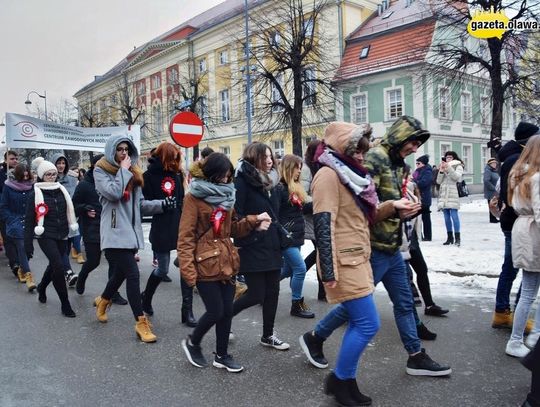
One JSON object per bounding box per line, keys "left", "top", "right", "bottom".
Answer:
{"left": 1, "top": 116, "right": 539, "bottom": 406}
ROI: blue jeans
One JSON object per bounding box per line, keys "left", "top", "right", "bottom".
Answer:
{"left": 495, "top": 230, "right": 520, "bottom": 311}
{"left": 280, "top": 246, "right": 307, "bottom": 300}
{"left": 334, "top": 295, "right": 380, "bottom": 379}
{"left": 315, "top": 249, "right": 421, "bottom": 354}
{"left": 13, "top": 238, "right": 31, "bottom": 274}
{"left": 153, "top": 251, "right": 171, "bottom": 279}
{"left": 511, "top": 271, "right": 540, "bottom": 341}
{"left": 443, "top": 209, "right": 460, "bottom": 233}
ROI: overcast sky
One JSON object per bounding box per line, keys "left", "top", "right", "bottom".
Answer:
{"left": 0, "top": 0, "right": 224, "bottom": 139}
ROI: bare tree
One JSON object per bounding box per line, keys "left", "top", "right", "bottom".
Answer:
{"left": 231, "top": 0, "right": 337, "bottom": 156}
{"left": 513, "top": 31, "right": 540, "bottom": 124}
{"left": 421, "top": 0, "right": 539, "bottom": 152}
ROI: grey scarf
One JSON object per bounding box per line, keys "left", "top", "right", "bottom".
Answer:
{"left": 189, "top": 178, "right": 236, "bottom": 210}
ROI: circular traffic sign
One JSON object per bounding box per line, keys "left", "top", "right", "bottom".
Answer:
{"left": 169, "top": 111, "right": 204, "bottom": 148}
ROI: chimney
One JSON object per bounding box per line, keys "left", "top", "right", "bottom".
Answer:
{"left": 378, "top": 4, "right": 383, "bottom": 15}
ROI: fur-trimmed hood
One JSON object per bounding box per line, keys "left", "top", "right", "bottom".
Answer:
{"left": 323, "top": 122, "right": 372, "bottom": 157}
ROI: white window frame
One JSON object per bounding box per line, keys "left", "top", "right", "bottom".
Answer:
{"left": 440, "top": 142, "right": 452, "bottom": 158}
{"left": 351, "top": 93, "right": 368, "bottom": 124}
{"left": 461, "top": 91, "right": 472, "bottom": 122}
{"left": 219, "top": 89, "right": 230, "bottom": 122}
{"left": 273, "top": 140, "right": 285, "bottom": 158}
{"left": 302, "top": 67, "right": 316, "bottom": 106}
{"left": 439, "top": 86, "right": 451, "bottom": 120}
{"left": 359, "top": 46, "right": 370, "bottom": 59}
{"left": 481, "top": 146, "right": 489, "bottom": 173}
{"left": 199, "top": 58, "right": 207, "bottom": 73}
{"left": 152, "top": 104, "right": 162, "bottom": 135}
{"left": 271, "top": 74, "right": 284, "bottom": 113}
{"left": 384, "top": 86, "right": 403, "bottom": 121}
{"left": 481, "top": 95, "right": 490, "bottom": 125}
{"left": 303, "top": 18, "right": 314, "bottom": 38}
{"left": 136, "top": 81, "right": 145, "bottom": 96}
{"left": 168, "top": 67, "right": 179, "bottom": 84}
{"left": 219, "top": 50, "right": 228, "bottom": 65}
{"left": 219, "top": 146, "right": 231, "bottom": 158}
{"left": 462, "top": 143, "right": 472, "bottom": 173}
{"left": 151, "top": 74, "right": 161, "bottom": 90}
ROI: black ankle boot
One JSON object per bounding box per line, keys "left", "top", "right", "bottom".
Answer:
{"left": 37, "top": 283, "right": 47, "bottom": 303}
{"left": 290, "top": 298, "right": 315, "bottom": 318}
{"left": 181, "top": 278, "right": 197, "bottom": 327}
{"left": 417, "top": 322, "right": 437, "bottom": 340}
{"left": 443, "top": 232, "right": 454, "bottom": 245}
{"left": 142, "top": 273, "right": 161, "bottom": 316}
{"left": 324, "top": 372, "right": 361, "bottom": 406}
{"left": 75, "top": 271, "right": 88, "bottom": 295}
{"left": 454, "top": 232, "right": 461, "bottom": 247}
{"left": 61, "top": 302, "right": 76, "bottom": 318}
{"left": 346, "top": 378, "right": 372, "bottom": 406}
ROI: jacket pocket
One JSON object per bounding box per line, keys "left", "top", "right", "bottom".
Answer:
{"left": 338, "top": 255, "right": 368, "bottom": 267}
{"left": 195, "top": 247, "right": 221, "bottom": 278}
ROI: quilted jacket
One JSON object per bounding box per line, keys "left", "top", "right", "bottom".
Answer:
{"left": 436, "top": 160, "right": 463, "bottom": 210}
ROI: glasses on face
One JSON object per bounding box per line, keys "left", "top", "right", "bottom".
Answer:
{"left": 116, "top": 147, "right": 129, "bottom": 152}
{"left": 415, "top": 162, "right": 421, "bottom": 165}
{"left": 43, "top": 172, "right": 57, "bottom": 178}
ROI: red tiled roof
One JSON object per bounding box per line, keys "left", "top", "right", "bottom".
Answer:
{"left": 336, "top": 20, "right": 435, "bottom": 81}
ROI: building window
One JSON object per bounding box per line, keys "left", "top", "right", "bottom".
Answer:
{"left": 100, "top": 99, "right": 107, "bottom": 111}
{"left": 219, "top": 50, "right": 228, "bottom": 65}
{"left": 168, "top": 67, "right": 179, "bottom": 84}
{"left": 303, "top": 135, "right": 317, "bottom": 152}
{"left": 352, "top": 93, "right": 368, "bottom": 124}
{"left": 462, "top": 144, "right": 472, "bottom": 173}
{"left": 303, "top": 18, "right": 314, "bottom": 37}
{"left": 220, "top": 89, "right": 230, "bottom": 122}
{"left": 440, "top": 142, "right": 452, "bottom": 158}
{"left": 198, "top": 96, "right": 209, "bottom": 121}
{"left": 151, "top": 74, "right": 161, "bottom": 90}
{"left": 242, "top": 41, "right": 252, "bottom": 59}
{"left": 302, "top": 67, "right": 316, "bottom": 106}
{"left": 461, "top": 92, "right": 472, "bottom": 122}
{"left": 199, "top": 59, "right": 207, "bottom": 73}
{"left": 152, "top": 104, "right": 162, "bottom": 135}
{"left": 273, "top": 140, "right": 285, "bottom": 158}
{"left": 271, "top": 74, "right": 284, "bottom": 112}
{"left": 439, "top": 87, "right": 450, "bottom": 120}
{"left": 219, "top": 146, "right": 231, "bottom": 158}
{"left": 359, "top": 46, "right": 370, "bottom": 59}
{"left": 138, "top": 110, "right": 146, "bottom": 137}
{"left": 386, "top": 88, "right": 402, "bottom": 120}
{"left": 136, "top": 81, "right": 146, "bottom": 96}
{"left": 481, "top": 146, "right": 489, "bottom": 172}
{"left": 270, "top": 31, "right": 281, "bottom": 47}
{"left": 481, "top": 96, "right": 490, "bottom": 125}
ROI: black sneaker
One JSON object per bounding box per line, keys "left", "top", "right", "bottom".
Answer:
{"left": 181, "top": 336, "right": 208, "bottom": 368}
{"left": 425, "top": 304, "right": 449, "bottom": 317}
{"left": 417, "top": 323, "right": 437, "bottom": 340}
{"left": 260, "top": 334, "right": 290, "bottom": 350}
{"left": 161, "top": 275, "right": 172, "bottom": 283}
{"left": 213, "top": 354, "right": 244, "bottom": 373}
{"left": 299, "top": 331, "right": 328, "bottom": 368}
{"left": 406, "top": 349, "right": 452, "bottom": 376}
{"left": 66, "top": 271, "right": 78, "bottom": 287}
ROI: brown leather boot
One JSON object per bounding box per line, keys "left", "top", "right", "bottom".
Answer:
{"left": 135, "top": 316, "right": 157, "bottom": 343}
{"left": 94, "top": 296, "right": 111, "bottom": 323}
{"left": 25, "top": 272, "right": 36, "bottom": 291}
{"left": 17, "top": 267, "right": 26, "bottom": 283}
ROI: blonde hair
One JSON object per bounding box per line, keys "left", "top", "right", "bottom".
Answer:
{"left": 508, "top": 135, "right": 540, "bottom": 205}
{"left": 279, "top": 154, "right": 308, "bottom": 204}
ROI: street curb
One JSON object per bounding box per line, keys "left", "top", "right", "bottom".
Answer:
{"left": 431, "top": 270, "right": 498, "bottom": 278}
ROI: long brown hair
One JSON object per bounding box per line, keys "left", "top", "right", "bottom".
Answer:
{"left": 155, "top": 142, "right": 181, "bottom": 173}
{"left": 508, "top": 135, "right": 540, "bottom": 205}
{"left": 242, "top": 142, "right": 276, "bottom": 172}
{"left": 279, "top": 154, "right": 308, "bottom": 203}
{"left": 12, "top": 163, "right": 31, "bottom": 182}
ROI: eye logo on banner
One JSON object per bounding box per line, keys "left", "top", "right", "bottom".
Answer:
{"left": 14, "top": 121, "right": 39, "bottom": 138}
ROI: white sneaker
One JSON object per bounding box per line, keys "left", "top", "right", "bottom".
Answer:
{"left": 505, "top": 339, "right": 530, "bottom": 358}
{"left": 525, "top": 332, "right": 540, "bottom": 349}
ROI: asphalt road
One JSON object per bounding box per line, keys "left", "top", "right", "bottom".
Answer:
{"left": 0, "top": 245, "right": 531, "bottom": 407}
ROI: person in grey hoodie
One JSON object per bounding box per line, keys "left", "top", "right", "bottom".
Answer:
{"left": 93, "top": 135, "right": 176, "bottom": 343}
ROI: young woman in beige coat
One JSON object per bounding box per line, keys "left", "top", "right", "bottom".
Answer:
{"left": 436, "top": 151, "right": 464, "bottom": 246}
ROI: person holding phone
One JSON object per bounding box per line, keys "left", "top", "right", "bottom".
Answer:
{"left": 437, "top": 151, "right": 464, "bottom": 246}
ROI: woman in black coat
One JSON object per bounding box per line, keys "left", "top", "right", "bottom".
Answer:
{"left": 232, "top": 142, "right": 289, "bottom": 350}
{"left": 141, "top": 142, "right": 196, "bottom": 326}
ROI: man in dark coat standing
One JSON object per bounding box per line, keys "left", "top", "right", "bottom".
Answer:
{"left": 413, "top": 154, "right": 432, "bottom": 241}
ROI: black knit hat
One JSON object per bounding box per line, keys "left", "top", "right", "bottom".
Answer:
{"left": 515, "top": 122, "right": 539, "bottom": 141}
{"left": 416, "top": 154, "right": 429, "bottom": 165}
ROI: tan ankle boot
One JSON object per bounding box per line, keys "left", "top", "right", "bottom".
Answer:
{"left": 525, "top": 319, "right": 534, "bottom": 335}
{"left": 135, "top": 316, "right": 157, "bottom": 343}
{"left": 76, "top": 253, "right": 86, "bottom": 264}
{"left": 492, "top": 310, "right": 513, "bottom": 329}
{"left": 25, "top": 272, "right": 36, "bottom": 291}
{"left": 71, "top": 248, "right": 78, "bottom": 259}
{"left": 94, "top": 296, "right": 111, "bottom": 323}
{"left": 17, "top": 267, "right": 26, "bottom": 283}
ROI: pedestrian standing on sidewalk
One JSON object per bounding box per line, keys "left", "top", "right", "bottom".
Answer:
{"left": 437, "top": 151, "right": 464, "bottom": 247}
{"left": 0, "top": 150, "right": 20, "bottom": 275}
{"left": 232, "top": 142, "right": 290, "bottom": 350}
{"left": 483, "top": 158, "right": 500, "bottom": 223}
{"left": 179, "top": 152, "right": 271, "bottom": 372}
{"left": 71, "top": 154, "right": 127, "bottom": 305}
{"left": 492, "top": 122, "right": 539, "bottom": 331}
{"left": 412, "top": 154, "right": 432, "bottom": 241}
{"left": 301, "top": 116, "right": 452, "bottom": 379}
{"left": 277, "top": 154, "right": 314, "bottom": 318}
{"left": 24, "top": 158, "right": 79, "bottom": 317}
{"left": 505, "top": 134, "right": 540, "bottom": 358}
{"left": 141, "top": 142, "right": 197, "bottom": 326}
{"left": 0, "top": 163, "right": 36, "bottom": 290}
{"left": 93, "top": 135, "right": 169, "bottom": 343}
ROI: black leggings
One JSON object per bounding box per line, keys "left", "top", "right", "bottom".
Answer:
{"left": 79, "top": 242, "right": 102, "bottom": 277}
{"left": 409, "top": 246, "right": 434, "bottom": 307}
{"left": 0, "top": 221, "right": 18, "bottom": 269}
{"left": 233, "top": 270, "right": 280, "bottom": 338}
{"left": 38, "top": 239, "right": 69, "bottom": 305}
{"left": 102, "top": 249, "right": 143, "bottom": 319}
{"left": 191, "top": 280, "right": 235, "bottom": 356}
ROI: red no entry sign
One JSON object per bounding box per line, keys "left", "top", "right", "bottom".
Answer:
{"left": 169, "top": 111, "right": 204, "bottom": 148}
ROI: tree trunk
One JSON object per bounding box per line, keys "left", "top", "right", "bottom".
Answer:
{"left": 489, "top": 39, "right": 504, "bottom": 157}
{"left": 291, "top": 69, "right": 304, "bottom": 156}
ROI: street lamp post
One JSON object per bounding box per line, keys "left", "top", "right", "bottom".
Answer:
{"left": 25, "top": 90, "right": 48, "bottom": 120}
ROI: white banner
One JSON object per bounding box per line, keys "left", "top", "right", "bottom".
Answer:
{"left": 5, "top": 113, "right": 141, "bottom": 153}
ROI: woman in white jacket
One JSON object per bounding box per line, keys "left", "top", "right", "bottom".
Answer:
{"left": 505, "top": 134, "right": 540, "bottom": 358}
{"left": 436, "top": 151, "right": 464, "bottom": 246}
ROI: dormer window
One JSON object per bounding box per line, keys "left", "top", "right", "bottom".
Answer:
{"left": 381, "top": 11, "right": 394, "bottom": 19}
{"left": 359, "top": 46, "right": 370, "bottom": 59}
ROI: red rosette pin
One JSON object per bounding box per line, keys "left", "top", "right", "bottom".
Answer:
{"left": 161, "top": 177, "right": 176, "bottom": 197}
{"left": 35, "top": 203, "right": 49, "bottom": 221}
{"left": 210, "top": 208, "right": 227, "bottom": 237}
{"left": 290, "top": 193, "right": 303, "bottom": 209}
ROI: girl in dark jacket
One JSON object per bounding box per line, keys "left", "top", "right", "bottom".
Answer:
{"left": 179, "top": 153, "right": 270, "bottom": 372}
{"left": 232, "top": 142, "right": 289, "bottom": 350}
{"left": 24, "top": 158, "right": 80, "bottom": 317}
{"left": 141, "top": 142, "right": 196, "bottom": 326}
{"left": 0, "top": 164, "right": 35, "bottom": 289}
{"left": 277, "top": 154, "right": 314, "bottom": 318}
